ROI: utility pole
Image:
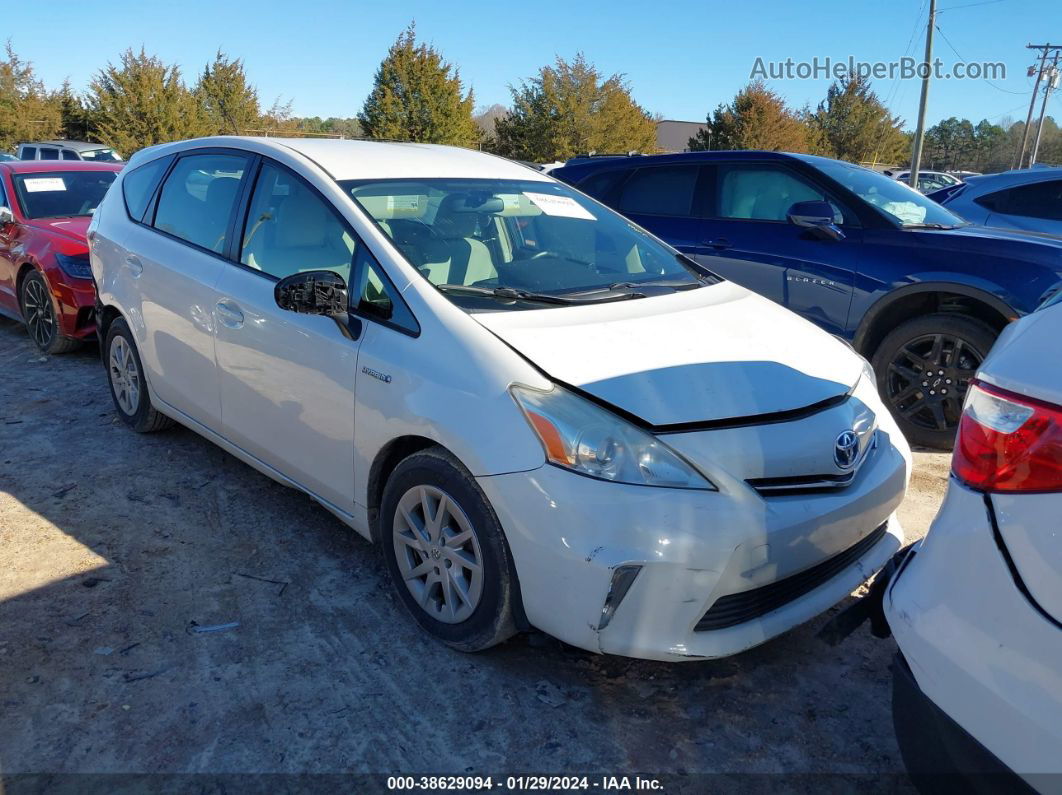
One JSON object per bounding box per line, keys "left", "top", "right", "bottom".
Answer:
{"left": 1030, "top": 53, "right": 1061, "bottom": 167}
{"left": 1015, "top": 44, "right": 1059, "bottom": 169}
{"left": 909, "top": 0, "right": 936, "bottom": 189}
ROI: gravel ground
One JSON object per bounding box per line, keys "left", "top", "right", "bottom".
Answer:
{"left": 0, "top": 315, "right": 949, "bottom": 790}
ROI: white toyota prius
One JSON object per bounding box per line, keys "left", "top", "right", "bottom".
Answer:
{"left": 89, "top": 137, "right": 910, "bottom": 661}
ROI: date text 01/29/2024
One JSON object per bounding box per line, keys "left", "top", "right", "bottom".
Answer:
{"left": 386, "top": 775, "right": 664, "bottom": 791}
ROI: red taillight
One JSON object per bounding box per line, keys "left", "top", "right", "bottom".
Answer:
{"left": 953, "top": 380, "right": 1062, "bottom": 493}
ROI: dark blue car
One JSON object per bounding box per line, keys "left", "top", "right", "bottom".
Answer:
{"left": 552, "top": 151, "right": 1062, "bottom": 448}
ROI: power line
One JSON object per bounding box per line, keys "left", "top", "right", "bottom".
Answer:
{"left": 934, "top": 24, "right": 1028, "bottom": 94}
{"left": 937, "top": 0, "right": 1005, "bottom": 11}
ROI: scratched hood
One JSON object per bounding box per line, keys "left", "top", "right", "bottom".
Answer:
{"left": 475, "top": 281, "right": 863, "bottom": 426}
{"left": 24, "top": 216, "right": 91, "bottom": 245}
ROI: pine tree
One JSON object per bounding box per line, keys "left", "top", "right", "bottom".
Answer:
{"left": 0, "top": 43, "right": 62, "bottom": 150}
{"left": 359, "top": 25, "right": 478, "bottom": 147}
{"left": 808, "top": 76, "right": 907, "bottom": 165}
{"left": 87, "top": 48, "right": 210, "bottom": 156}
{"left": 493, "top": 54, "right": 658, "bottom": 161}
{"left": 195, "top": 50, "right": 260, "bottom": 136}
{"left": 688, "top": 81, "right": 810, "bottom": 153}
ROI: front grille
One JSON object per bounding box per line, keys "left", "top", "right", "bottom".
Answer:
{"left": 695, "top": 522, "right": 888, "bottom": 631}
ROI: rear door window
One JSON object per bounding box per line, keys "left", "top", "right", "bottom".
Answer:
{"left": 153, "top": 152, "right": 249, "bottom": 254}
{"left": 21, "top": 147, "right": 36, "bottom": 160}
{"left": 617, "top": 166, "right": 698, "bottom": 216}
{"left": 977, "top": 181, "right": 1062, "bottom": 221}
{"left": 39, "top": 148, "right": 59, "bottom": 161}
{"left": 61, "top": 150, "right": 80, "bottom": 161}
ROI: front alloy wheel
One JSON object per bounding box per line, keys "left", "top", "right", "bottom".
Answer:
{"left": 379, "top": 447, "right": 519, "bottom": 652}
{"left": 392, "top": 485, "right": 485, "bottom": 624}
{"left": 873, "top": 313, "right": 997, "bottom": 449}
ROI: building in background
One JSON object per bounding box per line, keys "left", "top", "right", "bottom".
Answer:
{"left": 655, "top": 119, "right": 709, "bottom": 153}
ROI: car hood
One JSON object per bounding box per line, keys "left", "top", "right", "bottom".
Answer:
{"left": 474, "top": 281, "right": 863, "bottom": 426}
{"left": 918, "top": 222, "right": 1062, "bottom": 249}
{"left": 23, "top": 217, "right": 91, "bottom": 244}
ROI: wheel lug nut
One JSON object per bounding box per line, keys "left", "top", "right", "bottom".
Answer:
{"left": 930, "top": 390, "right": 935, "bottom": 395}
{"left": 945, "top": 379, "right": 952, "bottom": 384}
{"left": 942, "top": 389, "right": 948, "bottom": 394}
{"left": 922, "top": 381, "right": 928, "bottom": 387}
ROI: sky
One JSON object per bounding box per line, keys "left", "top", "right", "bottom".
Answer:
{"left": 8, "top": 0, "right": 1061, "bottom": 130}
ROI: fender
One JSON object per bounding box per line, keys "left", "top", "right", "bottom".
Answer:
{"left": 853, "top": 279, "right": 1021, "bottom": 354}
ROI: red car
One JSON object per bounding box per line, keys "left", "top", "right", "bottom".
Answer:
{"left": 0, "top": 161, "right": 121, "bottom": 353}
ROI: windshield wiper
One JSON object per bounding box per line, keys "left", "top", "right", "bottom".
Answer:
{"left": 436, "top": 284, "right": 588, "bottom": 305}
{"left": 902, "top": 223, "right": 963, "bottom": 230}
{"left": 604, "top": 279, "right": 702, "bottom": 291}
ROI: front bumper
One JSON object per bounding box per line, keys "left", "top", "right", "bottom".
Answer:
{"left": 45, "top": 268, "right": 96, "bottom": 340}
{"left": 886, "top": 479, "right": 1062, "bottom": 784}
{"left": 478, "top": 434, "right": 907, "bottom": 661}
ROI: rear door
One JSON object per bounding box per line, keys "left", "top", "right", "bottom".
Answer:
{"left": 124, "top": 148, "right": 252, "bottom": 429}
{"left": 695, "top": 161, "right": 860, "bottom": 336}
{"left": 0, "top": 174, "right": 19, "bottom": 316}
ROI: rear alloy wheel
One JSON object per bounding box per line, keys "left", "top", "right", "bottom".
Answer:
{"left": 872, "top": 313, "right": 997, "bottom": 450}
{"left": 104, "top": 317, "right": 174, "bottom": 433}
{"left": 20, "top": 271, "right": 80, "bottom": 354}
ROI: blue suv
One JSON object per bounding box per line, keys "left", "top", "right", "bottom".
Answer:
{"left": 552, "top": 152, "right": 1062, "bottom": 448}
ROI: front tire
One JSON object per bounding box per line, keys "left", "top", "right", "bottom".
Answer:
{"left": 20, "top": 270, "right": 81, "bottom": 354}
{"left": 105, "top": 317, "right": 174, "bottom": 433}
{"left": 379, "top": 447, "right": 519, "bottom": 652}
{"left": 872, "top": 313, "right": 997, "bottom": 450}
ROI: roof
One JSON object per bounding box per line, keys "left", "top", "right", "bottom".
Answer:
{"left": 655, "top": 120, "right": 709, "bottom": 153}
{"left": 129, "top": 137, "right": 552, "bottom": 183}
{"left": 20, "top": 140, "right": 114, "bottom": 152}
{"left": 552, "top": 149, "right": 806, "bottom": 180}
{"left": 0, "top": 161, "right": 124, "bottom": 174}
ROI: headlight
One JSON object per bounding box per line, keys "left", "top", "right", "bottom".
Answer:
{"left": 511, "top": 384, "right": 715, "bottom": 490}
{"left": 54, "top": 253, "right": 92, "bottom": 279}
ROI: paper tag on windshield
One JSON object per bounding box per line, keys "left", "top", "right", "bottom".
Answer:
{"left": 523, "top": 191, "right": 595, "bottom": 220}
{"left": 24, "top": 177, "right": 67, "bottom": 193}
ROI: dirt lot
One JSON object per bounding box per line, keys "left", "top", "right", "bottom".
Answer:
{"left": 0, "top": 315, "right": 950, "bottom": 790}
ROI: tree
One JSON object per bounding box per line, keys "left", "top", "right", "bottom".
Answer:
{"left": 0, "top": 42, "right": 61, "bottom": 150}
{"left": 688, "top": 81, "right": 810, "bottom": 153}
{"left": 808, "top": 75, "right": 906, "bottom": 165}
{"left": 87, "top": 48, "right": 209, "bottom": 155}
{"left": 473, "top": 103, "right": 508, "bottom": 150}
{"left": 195, "top": 50, "right": 260, "bottom": 135}
{"left": 493, "top": 54, "right": 657, "bottom": 161}
{"left": 359, "top": 25, "right": 478, "bottom": 146}
{"left": 54, "top": 79, "right": 90, "bottom": 140}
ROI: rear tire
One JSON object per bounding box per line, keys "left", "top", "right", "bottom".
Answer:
{"left": 20, "top": 270, "right": 81, "bottom": 354}
{"left": 105, "top": 317, "right": 174, "bottom": 433}
{"left": 379, "top": 447, "right": 519, "bottom": 652}
{"left": 871, "top": 313, "right": 997, "bottom": 450}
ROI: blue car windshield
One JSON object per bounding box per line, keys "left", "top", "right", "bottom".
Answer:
{"left": 812, "top": 159, "right": 967, "bottom": 228}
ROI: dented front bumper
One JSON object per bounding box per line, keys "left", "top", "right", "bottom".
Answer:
{"left": 477, "top": 438, "right": 906, "bottom": 662}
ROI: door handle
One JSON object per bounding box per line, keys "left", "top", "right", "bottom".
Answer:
{"left": 124, "top": 255, "right": 143, "bottom": 276}
{"left": 703, "top": 238, "right": 732, "bottom": 250}
{"left": 215, "top": 300, "right": 244, "bottom": 328}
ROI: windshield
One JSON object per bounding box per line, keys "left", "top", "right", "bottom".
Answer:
{"left": 812, "top": 159, "right": 966, "bottom": 228}
{"left": 339, "top": 178, "right": 711, "bottom": 309}
{"left": 79, "top": 148, "right": 122, "bottom": 162}
{"left": 12, "top": 171, "right": 117, "bottom": 219}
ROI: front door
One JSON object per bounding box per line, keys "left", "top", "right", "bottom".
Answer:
{"left": 697, "top": 162, "right": 860, "bottom": 337}
{"left": 212, "top": 160, "right": 361, "bottom": 511}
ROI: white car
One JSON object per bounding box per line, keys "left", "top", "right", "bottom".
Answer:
{"left": 885, "top": 169, "right": 962, "bottom": 194}
{"left": 886, "top": 294, "right": 1062, "bottom": 788}
{"left": 89, "top": 137, "right": 910, "bottom": 661}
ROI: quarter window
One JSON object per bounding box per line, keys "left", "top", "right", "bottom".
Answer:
{"left": 153, "top": 153, "right": 248, "bottom": 254}
{"left": 239, "top": 162, "right": 356, "bottom": 282}
{"left": 618, "top": 166, "right": 697, "bottom": 216}
{"left": 21, "top": 147, "right": 36, "bottom": 160}
{"left": 717, "top": 165, "right": 843, "bottom": 223}
{"left": 351, "top": 248, "right": 418, "bottom": 333}
{"left": 122, "top": 156, "right": 172, "bottom": 222}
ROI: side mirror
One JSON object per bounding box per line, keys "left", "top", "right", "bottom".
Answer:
{"left": 0, "top": 206, "right": 14, "bottom": 227}
{"left": 274, "top": 270, "right": 349, "bottom": 316}
{"left": 787, "top": 200, "right": 844, "bottom": 241}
